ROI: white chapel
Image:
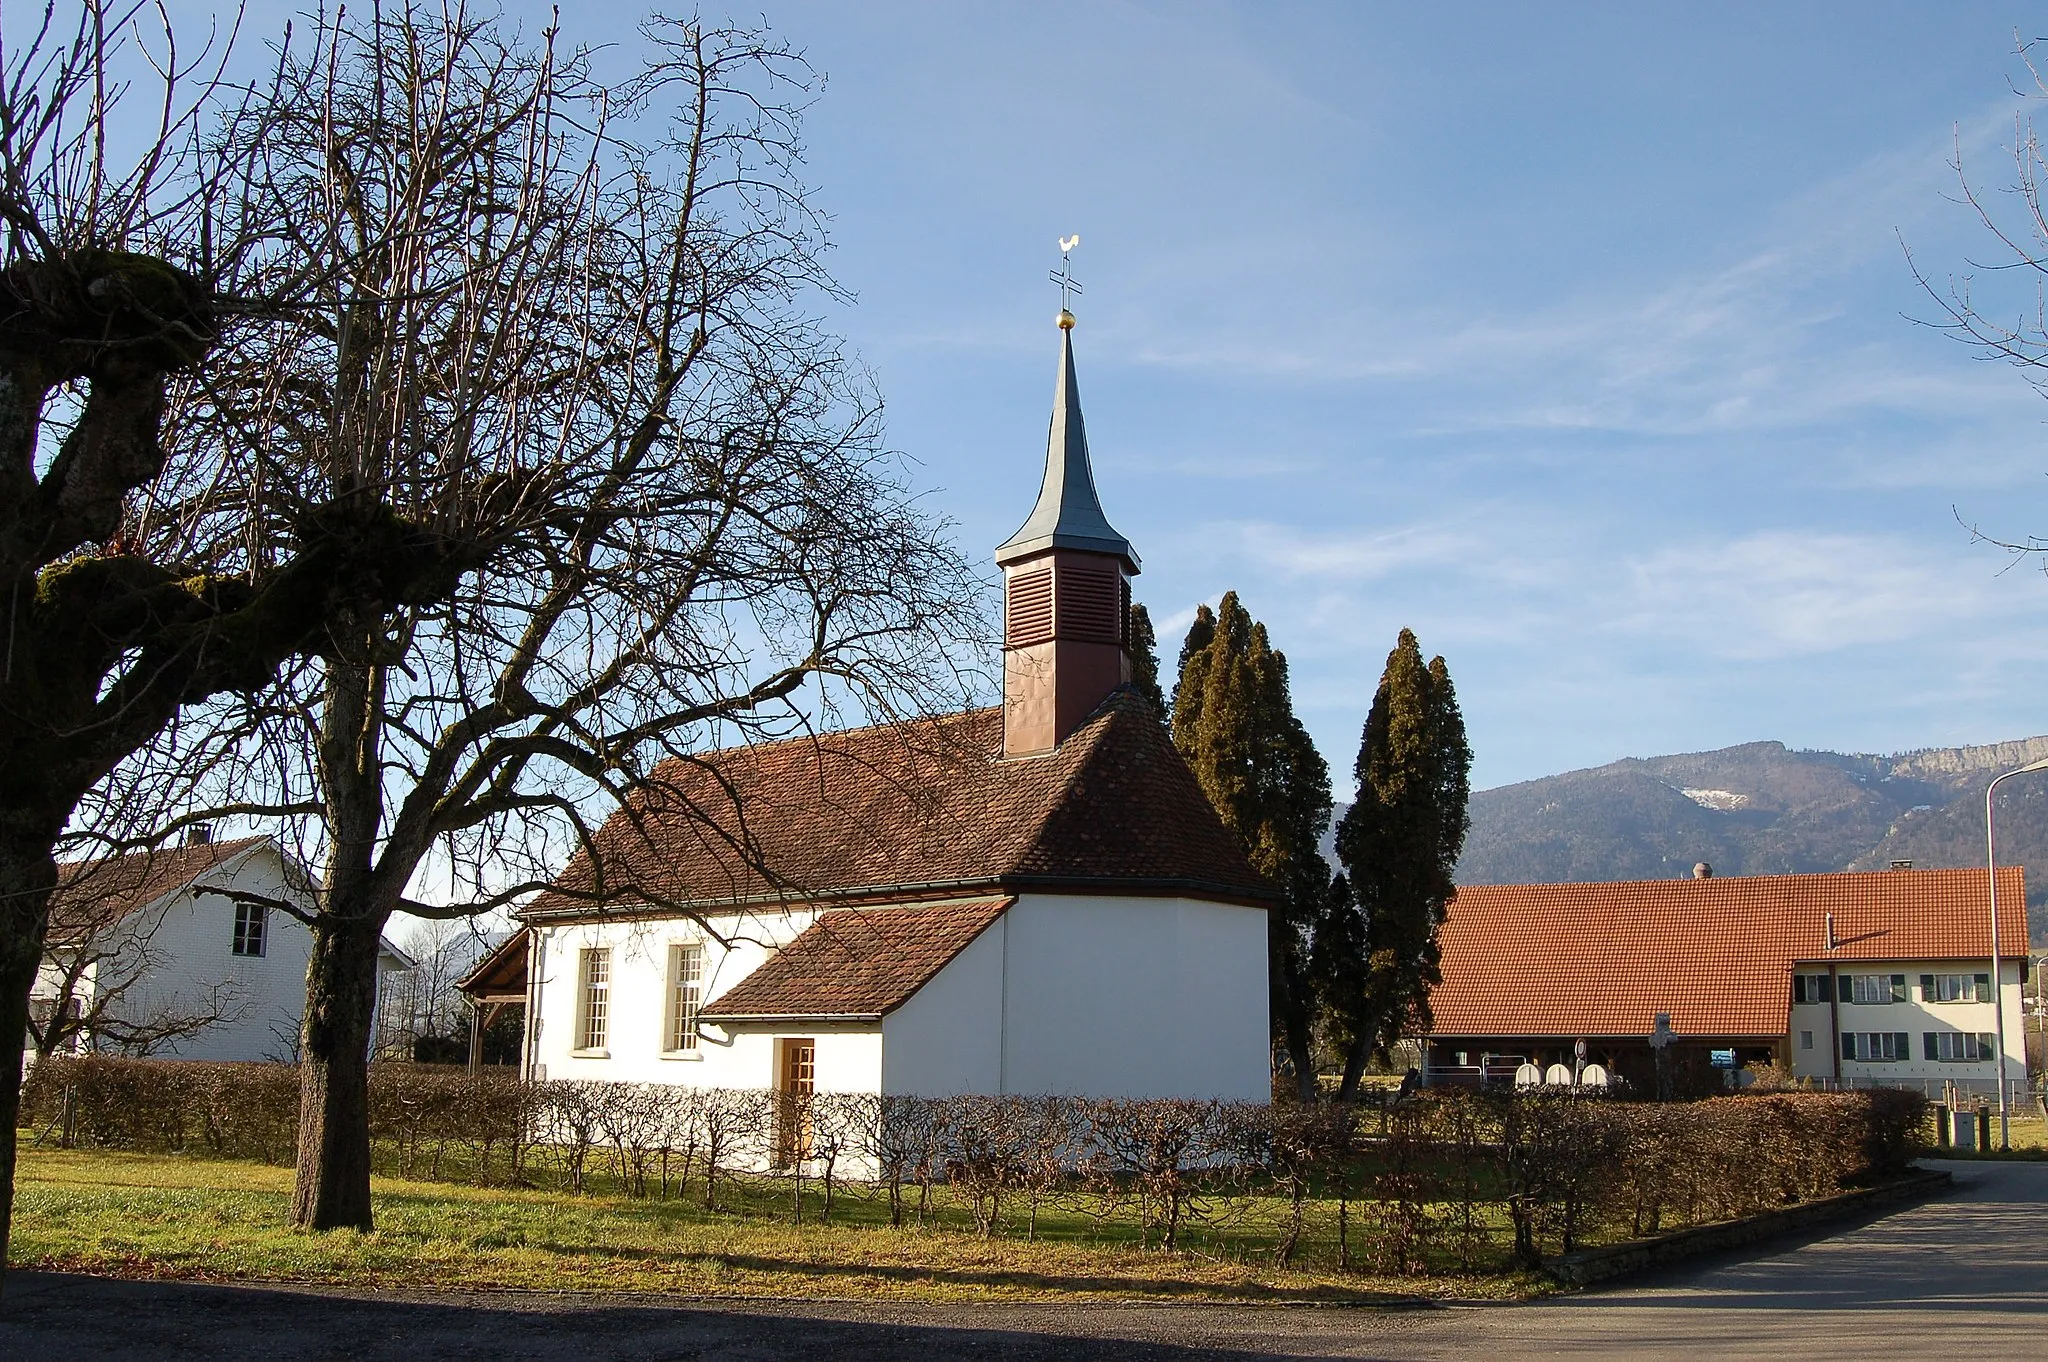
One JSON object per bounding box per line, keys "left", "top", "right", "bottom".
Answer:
{"left": 463, "top": 307, "right": 1277, "bottom": 1105}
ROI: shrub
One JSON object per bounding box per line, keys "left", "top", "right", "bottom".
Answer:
{"left": 16, "top": 1056, "right": 1929, "bottom": 1274}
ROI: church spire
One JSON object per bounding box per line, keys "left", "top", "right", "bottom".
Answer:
{"left": 994, "top": 318, "right": 1139, "bottom": 572}
{"left": 999, "top": 250, "right": 1140, "bottom": 758}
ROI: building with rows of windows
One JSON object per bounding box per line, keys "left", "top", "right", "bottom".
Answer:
{"left": 458, "top": 310, "right": 1277, "bottom": 1112}
{"left": 1422, "top": 864, "right": 2028, "bottom": 1099}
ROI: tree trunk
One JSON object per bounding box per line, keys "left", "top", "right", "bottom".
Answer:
{"left": 0, "top": 831, "right": 59, "bottom": 1306}
{"left": 1337, "top": 1035, "right": 1369, "bottom": 1103}
{"left": 291, "top": 911, "right": 387, "bottom": 1230}
{"left": 1270, "top": 927, "right": 1318, "bottom": 1102}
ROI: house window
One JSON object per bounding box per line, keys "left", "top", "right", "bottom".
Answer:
{"left": 1792, "top": 974, "right": 1832, "bottom": 1004}
{"left": 231, "top": 902, "right": 267, "bottom": 957}
{"left": 1923, "top": 1031, "right": 1995, "bottom": 1062}
{"left": 577, "top": 948, "right": 610, "bottom": 1052}
{"left": 666, "top": 943, "right": 703, "bottom": 1053}
{"left": 1845, "top": 974, "right": 1905, "bottom": 1005}
{"left": 1799, "top": 1030, "right": 1814, "bottom": 1050}
{"left": 1841, "top": 1031, "right": 1909, "bottom": 1062}
{"left": 1920, "top": 974, "right": 1992, "bottom": 1003}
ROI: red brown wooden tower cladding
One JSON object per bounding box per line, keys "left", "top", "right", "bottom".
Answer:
{"left": 995, "top": 311, "right": 1140, "bottom": 757}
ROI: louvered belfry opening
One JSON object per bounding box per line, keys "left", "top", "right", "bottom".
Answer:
{"left": 993, "top": 318, "right": 1139, "bottom": 758}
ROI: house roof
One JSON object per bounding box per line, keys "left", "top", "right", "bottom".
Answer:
{"left": 521, "top": 689, "right": 1274, "bottom": 919}
{"left": 48, "top": 838, "right": 267, "bottom": 943}
{"left": 1430, "top": 867, "right": 2030, "bottom": 1040}
{"left": 699, "top": 897, "right": 1013, "bottom": 1022}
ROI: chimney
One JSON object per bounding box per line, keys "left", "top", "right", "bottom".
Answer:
{"left": 1692, "top": 862, "right": 1712, "bottom": 879}
{"left": 184, "top": 823, "right": 213, "bottom": 847}
{"left": 993, "top": 310, "right": 1139, "bottom": 757}
{"left": 1824, "top": 911, "right": 1837, "bottom": 951}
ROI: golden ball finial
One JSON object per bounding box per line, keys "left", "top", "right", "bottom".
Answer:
{"left": 1057, "top": 308, "right": 1076, "bottom": 330}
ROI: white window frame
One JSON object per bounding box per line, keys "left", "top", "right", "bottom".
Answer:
{"left": 1846, "top": 973, "right": 1905, "bottom": 1005}
{"left": 1924, "top": 1030, "right": 1995, "bottom": 1062}
{"left": 576, "top": 947, "right": 610, "bottom": 1054}
{"left": 664, "top": 942, "right": 704, "bottom": 1056}
{"left": 231, "top": 901, "right": 267, "bottom": 958}
{"left": 1842, "top": 1031, "right": 1909, "bottom": 1062}
{"left": 1922, "top": 973, "right": 1991, "bottom": 1004}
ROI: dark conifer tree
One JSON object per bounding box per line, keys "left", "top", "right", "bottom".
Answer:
{"left": 1171, "top": 602, "right": 1216, "bottom": 724}
{"left": 1317, "top": 629, "right": 1471, "bottom": 1100}
{"left": 1171, "top": 593, "right": 1331, "bottom": 1099}
{"left": 1127, "top": 602, "right": 1166, "bottom": 716}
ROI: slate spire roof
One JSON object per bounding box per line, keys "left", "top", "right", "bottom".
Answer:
{"left": 993, "top": 323, "right": 1139, "bottom": 572}
{"left": 521, "top": 689, "right": 1274, "bottom": 920}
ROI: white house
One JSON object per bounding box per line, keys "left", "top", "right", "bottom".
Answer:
{"left": 33, "top": 834, "right": 414, "bottom": 1063}
{"left": 1425, "top": 866, "right": 2030, "bottom": 1102}
{"left": 467, "top": 310, "right": 1278, "bottom": 1111}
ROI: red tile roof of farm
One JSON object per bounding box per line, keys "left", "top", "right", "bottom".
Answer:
{"left": 522, "top": 690, "right": 1274, "bottom": 917}
{"left": 48, "top": 838, "right": 267, "bottom": 943}
{"left": 1431, "top": 867, "right": 2029, "bottom": 1040}
{"left": 700, "top": 897, "right": 1013, "bottom": 1021}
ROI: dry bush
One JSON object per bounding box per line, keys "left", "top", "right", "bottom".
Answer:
{"left": 19, "top": 1058, "right": 1930, "bottom": 1273}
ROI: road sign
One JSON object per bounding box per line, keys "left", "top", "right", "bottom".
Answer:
{"left": 1710, "top": 1048, "right": 1737, "bottom": 1069}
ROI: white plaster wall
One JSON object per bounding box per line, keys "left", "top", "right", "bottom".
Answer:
{"left": 529, "top": 909, "right": 890, "bottom": 1093}
{"left": 996, "top": 893, "right": 1269, "bottom": 1101}
{"left": 1787, "top": 958, "right": 2028, "bottom": 1093}
{"left": 880, "top": 918, "right": 1004, "bottom": 1096}
{"left": 102, "top": 847, "right": 315, "bottom": 1063}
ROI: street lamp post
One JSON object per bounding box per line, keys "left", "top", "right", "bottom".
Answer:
{"left": 1984, "top": 756, "right": 2048, "bottom": 1150}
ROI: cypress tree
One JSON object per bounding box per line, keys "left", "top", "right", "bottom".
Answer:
{"left": 1171, "top": 593, "right": 1331, "bottom": 1100}
{"left": 1170, "top": 602, "right": 1216, "bottom": 725}
{"left": 1127, "top": 602, "right": 1166, "bottom": 716}
{"left": 1317, "top": 629, "right": 1471, "bottom": 1100}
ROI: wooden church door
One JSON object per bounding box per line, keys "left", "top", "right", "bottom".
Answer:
{"left": 776, "top": 1037, "right": 816, "bottom": 1166}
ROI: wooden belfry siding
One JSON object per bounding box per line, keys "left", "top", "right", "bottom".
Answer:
{"left": 1054, "top": 560, "right": 1123, "bottom": 644}
{"left": 1006, "top": 567, "right": 1054, "bottom": 646}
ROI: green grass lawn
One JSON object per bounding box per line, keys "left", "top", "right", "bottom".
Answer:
{"left": 9, "top": 1147, "right": 1536, "bottom": 1302}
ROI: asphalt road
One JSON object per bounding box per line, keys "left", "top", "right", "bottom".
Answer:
{"left": 0, "top": 1158, "right": 2038, "bottom": 1361}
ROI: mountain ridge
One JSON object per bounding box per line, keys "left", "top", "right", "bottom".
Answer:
{"left": 1453, "top": 735, "right": 2048, "bottom": 937}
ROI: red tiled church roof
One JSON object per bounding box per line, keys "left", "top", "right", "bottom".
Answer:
{"left": 1431, "top": 867, "right": 2029, "bottom": 1040}
{"left": 523, "top": 690, "right": 1274, "bottom": 918}
{"left": 701, "top": 898, "right": 1013, "bottom": 1021}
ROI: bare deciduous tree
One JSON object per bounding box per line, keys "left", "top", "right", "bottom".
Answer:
{"left": 0, "top": 1, "right": 537, "bottom": 1290}
{"left": 141, "top": 7, "right": 978, "bottom": 1232}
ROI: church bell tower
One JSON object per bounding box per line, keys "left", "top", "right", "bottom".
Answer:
{"left": 995, "top": 293, "right": 1139, "bottom": 758}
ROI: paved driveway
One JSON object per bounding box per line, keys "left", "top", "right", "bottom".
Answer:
{"left": 0, "top": 1159, "right": 2039, "bottom": 1360}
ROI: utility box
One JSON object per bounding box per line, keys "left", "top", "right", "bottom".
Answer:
{"left": 1949, "top": 1107, "right": 1981, "bottom": 1151}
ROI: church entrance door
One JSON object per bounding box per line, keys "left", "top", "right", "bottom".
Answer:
{"left": 776, "top": 1037, "right": 816, "bottom": 1166}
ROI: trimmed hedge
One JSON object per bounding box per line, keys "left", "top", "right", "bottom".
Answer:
{"left": 19, "top": 1057, "right": 1926, "bottom": 1271}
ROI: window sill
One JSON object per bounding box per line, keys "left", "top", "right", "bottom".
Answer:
{"left": 660, "top": 1050, "right": 703, "bottom": 1062}
{"left": 569, "top": 1048, "right": 610, "bottom": 1059}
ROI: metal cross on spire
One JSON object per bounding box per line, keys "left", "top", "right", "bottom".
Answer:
{"left": 1050, "top": 234, "right": 1083, "bottom": 317}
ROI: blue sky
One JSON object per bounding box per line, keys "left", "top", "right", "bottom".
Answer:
{"left": 158, "top": 3, "right": 2048, "bottom": 790}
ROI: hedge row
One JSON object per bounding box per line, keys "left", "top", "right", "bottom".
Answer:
{"left": 20, "top": 1057, "right": 1926, "bottom": 1271}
